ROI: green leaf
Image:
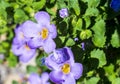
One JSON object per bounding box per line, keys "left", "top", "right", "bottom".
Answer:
{"left": 65, "top": 38, "right": 75, "bottom": 46}
{"left": 117, "top": 59, "right": 120, "bottom": 65}
{"left": 32, "top": 0, "right": 46, "bottom": 11}
{"left": 92, "top": 20, "right": 105, "bottom": 35}
{"left": 0, "top": 60, "right": 3, "bottom": 64}
{"left": 24, "top": 6, "right": 34, "bottom": 14}
{"left": 85, "top": 7, "right": 99, "bottom": 17}
{"left": 50, "top": 0, "right": 55, "bottom": 3}
{"left": 80, "top": 29, "right": 92, "bottom": 40}
{"left": 75, "top": 18, "right": 83, "bottom": 31}
{"left": 10, "top": 2, "right": 19, "bottom": 9}
{"left": 0, "top": 16, "right": 7, "bottom": 28}
{"left": 7, "top": 52, "right": 18, "bottom": 67}
{"left": 112, "top": 78, "right": 120, "bottom": 84}
{"left": 1, "top": 41, "right": 9, "bottom": 48}
{"left": 0, "top": 8, "right": 7, "bottom": 20}
{"left": 87, "top": 0, "right": 100, "bottom": 8}
{"left": 83, "top": 16, "right": 91, "bottom": 28}
{"left": 14, "top": 9, "right": 28, "bottom": 23}
{"left": 85, "top": 77, "right": 100, "bottom": 84}
{"left": 12, "top": 80, "right": 18, "bottom": 84}
{"left": 104, "top": 64, "right": 116, "bottom": 82}
{"left": 71, "top": 16, "right": 77, "bottom": 28}
{"left": 16, "top": 0, "right": 33, "bottom": 6}
{"left": 92, "top": 35, "right": 106, "bottom": 47}
{"left": 72, "top": 17, "right": 83, "bottom": 36}
{"left": 90, "top": 49, "right": 106, "bottom": 68}
{"left": 111, "top": 29, "right": 120, "bottom": 48}
{"left": 104, "top": 64, "right": 114, "bottom": 75}
{"left": 59, "top": 36, "right": 66, "bottom": 43}
{"left": 46, "top": 4, "right": 57, "bottom": 16}
{"left": 27, "top": 65, "right": 38, "bottom": 74}
{"left": 87, "top": 71, "right": 94, "bottom": 77}
{"left": 57, "top": 0, "right": 66, "bottom": 9}
{"left": 92, "top": 20, "right": 106, "bottom": 47}
{"left": 0, "top": 26, "right": 8, "bottom": 34}
{"left": 69, "top": 0, "right": 80, "bottom": 15}
{"left": 0, "top": 0, "right": 10, "bottom": 9}
{"left": 0, "top": 45, "right": 5, "bottom": 53}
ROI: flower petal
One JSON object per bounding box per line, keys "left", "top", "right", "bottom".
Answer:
{"left": 41, "top": 72, "right": 49, "bottom": 83}
{"left": 14, "top": 26, "right": 27, "bottom": 45}
{"left": 71, "top": 63, "right": 83, "bottom": 79}
{"left": 35, "top": 11, "right": 50, "bottom": 25}
{"left": 28, "top": 38, "right": 43, "bottom": 48}
{"left": 21, "top": 20, "right": 40, "bottom": 38}
{"left": 14, "top": 25, "right": 23, "bottom": 38}
{"left": 65, "top": 47, "right": 75, "bottom": 65}
{"left": 53, "top": 48, "right": 70, "bottom": 64}
{"left": 19, "top": 45, "right": 36, "bottom": 62}
{"left": 29, "top": 73, "right": 41, "bottom": 84}
{"left": 13, "top": 36, "right": 24, "bottom": 45}
{"left": 13, "top": 36, "right": 30, "bottom": 46}
{"left": 59, "top": 8, "right": 69, "bottom": 18}
{"left": 63, "top": 74, "right": 76, "bottom": 84}
{"left": 110, "top": 0, "right": 120, "bottom": 12}
{"left": 49, "top": 71, "right": 64, "bottom": 84}
{"left": 43, "top": 38, "right": 56, "bottom": 53}
{"left": 45, "top": 54, "right": 60, "bottom": 70}
{"left": 47, "top": 24, "right": 57, "bottom": 39}
{"left": 19, "top": 49, "right": 36, "bottom": 63}
{"left": 11, "top": 44, "right": 22, "bottom": 56}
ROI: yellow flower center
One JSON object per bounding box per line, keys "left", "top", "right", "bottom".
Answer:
{"left": 24, "top": 45, "right": 30, "bottom": 51}
{"left": 61, "top": 63, "right": 70, "bottom": 74}
{"left": 41, "top": 28, "right": 48, "bottom": 39}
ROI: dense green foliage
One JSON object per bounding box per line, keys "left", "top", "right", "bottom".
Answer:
{"left": 0, "top": 0, "right": 120, "bottom": 83}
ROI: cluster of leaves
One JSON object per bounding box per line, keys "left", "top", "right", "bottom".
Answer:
{"left": 0, "top": 0, "right": 120, "bottom": 84}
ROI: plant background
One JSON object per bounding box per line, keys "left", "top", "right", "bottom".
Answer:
{"left": 0, "top": 0, "right": 120, "bottom": 84}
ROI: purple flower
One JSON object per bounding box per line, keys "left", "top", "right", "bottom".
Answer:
{"left": 12, "top": 11, "right": 57, "bottom": 62}
{"left": 12, "top": 43, "right": 36, "bottom": 63}
{"left": 12, "top": 25, "right": 36, "bottom": 63}
{"left": 21, "top": 11, "right": 57, "bottom": 53}
{"left": 74, "top": 37, "right": 79, "bottom": 41}
{"left": 13, "top": 25, "right": 28, "bottom": 46}
{"left": 81, "top": 42, "right": 85, "bottom": 50}
{"left": 110, "top": 0, "right": 120, "bottom": 12}
{"left": 45, "top": 47, "right": 83, "bottom": 84}
{"left": 0, "top": 54, "right": 4, "bottom": 60}
{"left": 40, "top": 57, "right": 46, "bottom": 65}
{"left": 28, "top": 72, "right": 50, "bottom": 84}
{"left": 59, "top": 8, "right": 69, "bottom": 18}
